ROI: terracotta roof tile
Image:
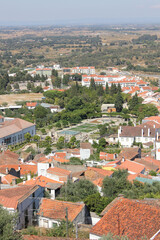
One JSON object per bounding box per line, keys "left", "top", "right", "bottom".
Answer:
{"left": 19, "top": 175, "right": 62, "bottom": 188}
{"left": 47, "top": 167, "right": 71, "bottom": 176}
{"left": 38, "top": 199, "right": 84, "bottom": 222}
{"left": 0, "top": 185, "right": 39, "bottom": 209}
{"left": 91, "top": 198, "right": 160, "bottom": 239}
{"left": 116, "top": 160, "right": 145, "bottom": 174}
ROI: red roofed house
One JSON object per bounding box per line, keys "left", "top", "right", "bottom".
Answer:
{"left": 46, "top": 167, "right": 71, "bottom": 183}
{"left": 115, "top": 159, "right": 145, "bottom": 175}
{"left": 85, "top": 167, "right": 113, "bottom": 182}
{"left": 38, "top": 199, "right": 88, "bottom": 228}
{"left": 19, "top": 175, "right": 63, "bottom": 199}
{"left": 0, "top": 185, "right": 44, "bottom": 229}
{"left": 100, "top": 152, "right": 117, "bottom": 161}
{"left": 26, "top": 102, "right": 38, "bottom": 110}
{"left": 90, "top": 197, "right": 160, "bottom": 240}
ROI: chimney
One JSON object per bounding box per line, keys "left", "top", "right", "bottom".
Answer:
{"left": 148, "top": 128, "right": 150, "bottom": 137}
{"left": 153, "top": 124, "right": 155, "bottom": 128}
{"left": 122, "top": 157, "right": 125, "bottom": 162}
{"left": 6, "top": 167, "right": 8, "bottom": 174}
{"left": 18, "top": 166, "right": 21, "bottom": 171}
{"left": 141, "top": 129, "right": 144, "bottom": 137}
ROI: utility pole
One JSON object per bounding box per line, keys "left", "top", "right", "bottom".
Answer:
{"left": 65, "top": 207, "right": 69, "bottom": 237}
{"left": 76, "top": 223, "right": 78, "bottom": 239}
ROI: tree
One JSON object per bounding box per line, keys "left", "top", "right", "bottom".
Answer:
{"left": 105, "top": 83, "right": 109, "bottom": 94}
{"left": 84, "top": 192, "right": 112, "bottom": 215}
{"left": 59, "top": 179, "right": 97, "bottom": 202}
{"left": 33, "top": 135, "right": 40, "bottom": 142}
{"left": 24, "top": 133, "right": 32, "bottom": 142}
{"left": 27, "top": 82, "right": 32, "bottom": 90}
{"left": 0, "top": 206, "right": 22, "bottom": 239}
{"left": 52, "top": 69, "right": 58, "bottom": 77}
{"left": 115, "top": 92, "right": 124, "bottom": 112}
{"left": 117, "top": 83, "right": 122, "bottom": 93}
{"left": 13, "top": 83, "right": 19, "bottom": 90}
{"left": 56, "top": 136, "right": 65, "bottom": 149}
{"left": 90, "top": 78, "right": 96, "bottom": 90}
{"left": 34, "top": 106, "right": 48, "bottom": 119}
{"left": 102, "top": 169, "right": 131, "bottom": 198}
{"left": 110, "top": 83, "right": 117, "bottom": 95}
{"left": 99, "top": 138, "right": 106, "bottom": 148}
{"left": 128, "top": 93, "right": 141, "bottom": 111}
{"left": 6, "top": 84, "right": 12, "bottom": 92}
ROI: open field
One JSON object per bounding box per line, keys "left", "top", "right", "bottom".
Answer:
{"left": 0, "top": 93, "right": 43, "bottom": 105}
{"left": 70, "top": 124, "right": 98, "bottom": 133}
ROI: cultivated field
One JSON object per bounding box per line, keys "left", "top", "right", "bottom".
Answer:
{"left": 70, "top": 124, "right": 98, "bottom": 133}
{"left": 0, "top": 93, "right": 43, "bottom": 105}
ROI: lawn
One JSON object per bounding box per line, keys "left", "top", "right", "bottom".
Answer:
{"left": 70, "top": 124, "right": 98, "bottom": 133}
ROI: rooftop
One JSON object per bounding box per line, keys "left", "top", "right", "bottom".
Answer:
{"left": 38, "top": 199, "right": 84, "bottom": 222}
{"left": 0, "top": 185, "right": 39, "bottom": 209}
{"left": 91, "top": 198, "right": 160, "bottom": 239}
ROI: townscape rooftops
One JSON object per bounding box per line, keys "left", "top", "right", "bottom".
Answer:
{"left": 91, "top": 197, "right": 160, "bottom": 240}
{"left": 38, "top": 198, "right": 85, "bottom": 222}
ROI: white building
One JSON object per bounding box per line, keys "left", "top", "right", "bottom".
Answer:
{"left": 118, "top": 126, "right": 158, "bottom": 148}
{"left": 72, "top": 67, "right": 95, "bottom": 75}
{"left": 38, "top": 199, "right": 87, "bottom": 228}
{"left": 0, "top": 117, "right": 36, "bottom": 146}
{"left": 80, "top": 142, "right": 93, "bottom": 160}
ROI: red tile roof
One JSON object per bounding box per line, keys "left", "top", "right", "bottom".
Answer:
{"left": 0, "top": 150, "right": 19, "bottom": 165}
{"left": 2, "top": 174, "right": 19, "bottom": 184}
{"left": 91, "top": 198, "right": 160, "bottom": 239}
{"left": 19, "top": 175, "right": 62, "bottom": 188}
{"left": 0, "top": 164, "right": 37, "bottom": 176}
{"left": 0, "top": 185, "right": 39, "bottom": 209}
{"left": 116, "top": 160, "right": 145, "bottom": 174}
{"left": 38, "top": 199, "right": 84, "bottom": 222}
{"left": 26, "top": 102, "right": 37, "bottom": 107}
{"left": 47, "top": 167, "right": 71, "bottom": 176}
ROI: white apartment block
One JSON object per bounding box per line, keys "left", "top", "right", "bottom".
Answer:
{"left": 72, "top": 67, "right": 95, "bottom": 75}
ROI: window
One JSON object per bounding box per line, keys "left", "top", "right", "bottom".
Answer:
{"left": 52, "top": 222, "right": 57, "bottom": 228}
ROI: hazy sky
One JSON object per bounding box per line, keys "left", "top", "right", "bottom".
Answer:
{"left": 1, "top": 0, "right": 160, "bottom": 25}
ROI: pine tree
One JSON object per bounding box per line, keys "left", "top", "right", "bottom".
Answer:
{"left": 115, "top": 92, "right": 124, "bottom": 112}
{"left": 90, "top": 78, "right": 96, "bottom": 90}
{"left": 105, "top": 83, "right": 109, "bottom": 94}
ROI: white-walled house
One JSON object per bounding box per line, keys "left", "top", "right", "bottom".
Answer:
{"left": 0, "top": 117, "right": 36, "bottom": 146}
{"left": 118, "top": 126, "right": 158, "bottom": 147}
{"left": 19, "top": 175, "right": 62, "bottom": 200}
{"left": 80, "top": 142, "right": 93, "bottom": 160}
{"left": 0, "top": 185, "right": 44, "bottom": 229}
{"left": 38, "top": 199, "right": 88, "bottom": 228}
